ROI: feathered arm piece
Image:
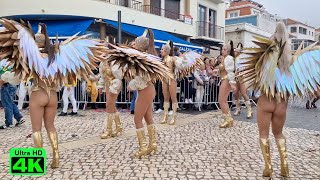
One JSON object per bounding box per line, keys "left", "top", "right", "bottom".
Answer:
{"left": 128, "top": 76, "right": 148, "bottom": 91}
{"left": 175, "top": 51, "right": 203, "bottom": 79}
{"left": 224, "top": 55, "right": 236, "bottom": 84}
{"left": 104, "top": 43, "right": 174, "bottom": 83}
{"left": 0, "top": 18, "right": 106, "bottom": 87}
{"left": 237, "top": 36, "right": 274, "bottom": 91}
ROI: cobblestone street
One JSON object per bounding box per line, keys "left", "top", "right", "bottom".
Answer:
{"left": 0, "top": 106, "right": 319, "bottom": 179}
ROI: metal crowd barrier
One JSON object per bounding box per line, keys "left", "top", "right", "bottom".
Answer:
{"left": 11, "top": 78, "right": 256, "bottom": 110}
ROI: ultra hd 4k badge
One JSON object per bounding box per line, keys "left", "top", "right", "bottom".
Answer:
{"left": 10, "top": 148, "right": 46, "bottom": 176}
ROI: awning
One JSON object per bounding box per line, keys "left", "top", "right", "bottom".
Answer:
{"left": 104, "top": 20, "right": 203, "bottom": 53}
{"left": 27, "top": 19, "right": 93, "bottom": 37}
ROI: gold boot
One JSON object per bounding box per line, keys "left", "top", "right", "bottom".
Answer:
{"left": 112, "top": 112, "right": 123, "bottom": 137}
{"left": 259, "top": 138, "right": 273, "bottom": 177}
{"left": 233, "top": 100, "right": 241, "bottom": 116}
{"left": 147, "top": 124, "right": 157, "bottom": 155}
{"left": 219, "top": 112, "right": 234, "bottom": 128}
{"left": 245, "top": 101, "right": 253, "bottom": 119}
{"left": 48, "top": 131, "right": 60, "bottom": 169}
{"left": 32, "top": 131, "right": 43, "bottom": 148}
{"left": 100, "top": 113, "right": 114, "bottom": 139}
{"left": 169, "top": 103, "right": 178, "bottom": 125}
{"left": 276, "top": 138, "right": 289, "bottom": 177}
{"left": 134, "top": 129, "right": 149, "bottom": 158}
{"left": 160, "top": 102, "right": 169, "bottom": 124}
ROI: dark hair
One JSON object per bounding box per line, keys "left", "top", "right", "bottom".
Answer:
{"left": 229, "top": 40, "right": 235, "bottom": 58}
{"left": 168, "top": 40, "right": 174, "bottom": 56}
{"left": 39, "top": 23, "right": 56, "bottom": 67}
{"left": 146, "top": 29, "right": 158, "bottom": 56}
{"left": 174, "top": 46, "right": 179, "bottom": 52}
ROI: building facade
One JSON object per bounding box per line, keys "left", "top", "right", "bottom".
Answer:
{"left": 225, "top": 0, "right": 280, "bottom": 48}
{"left": 316, "top": 28, "right": 320, "bottom": 45}
{"left": 284, "top": 18, "right": 317, "bottom": 50}
{"left": 0, "top": 0, "right": 226, "bottom": 54}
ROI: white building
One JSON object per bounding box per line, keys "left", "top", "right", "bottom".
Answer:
{"left": 316, "top": 28, "right": 320, "bottom": 45}
{"left": 0, "top": 0, "right": 226, "bottom": 54}
{"left": 284, "top": 18, "right": 316, "bottom": 50}
{"left": 225, "top": 0, "right": 280, "bottom": 48}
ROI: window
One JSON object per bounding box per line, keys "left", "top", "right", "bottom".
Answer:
{"left": 299, "top": 27, "right": 307, "bottom": 35}
{"left": 309, "top": 31, "right": 311, "bottom": 35}
{"left": 198, "top": 5, "right": 206, "bottom": 36}
{"left": 209, "top": 9, "right": 216, "bottom": 38}
{"left": 150, "top": 0, "right": 161, "bottom": 15}
{"left": 229, "top": 11, "right": 239, "bottom": 18}
{"left": 291, "top": 27, "right": 297, "bottom": 33}
{"left": 165, "top": 0, "right": 180, "bottom": 20}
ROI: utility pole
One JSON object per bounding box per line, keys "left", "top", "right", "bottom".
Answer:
{"left": 117, "top": 11, "right": 122, "bottom": 44}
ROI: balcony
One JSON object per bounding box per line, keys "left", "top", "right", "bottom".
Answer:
{"left": 0, "top": 0, "right": 194, "bottom": 36}
{"left": 196, "top": 21, "right": 224, "bottom": 40}
{"left": 105, "top": 0, "right": 143, "bottom": 11}
{"left": 190, "top": 21, "right": 224, "bottom": 48}
{"left": 104, "top": 0, "right": 192, "bottom": 24}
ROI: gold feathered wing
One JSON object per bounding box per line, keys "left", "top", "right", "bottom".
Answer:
{"left": 176, "top": 51, "right": 203, "bottom": 79}
{"left": 238, "top": 36, "right": 320, "bottom": 101}
{"left": 105, "top": 44, "right": 174, "bottom": 83}
{"left": 0, "top": 18, "right": 105, "bottom": 86}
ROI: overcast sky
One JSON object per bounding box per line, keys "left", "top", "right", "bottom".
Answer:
{"left": 253, "top": 0, "right": 319, "bottom": 28}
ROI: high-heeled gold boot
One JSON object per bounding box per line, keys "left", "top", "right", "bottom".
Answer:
{"left": 160, "top": 102, "right": 169, "bottom": 124}
{"left": 219, "top": 112, "right": 234, "bottom": 128}
{"left": 245, "top": 101, "right": 253, "bottom": 119}
{"left": 48, "top": 131, "right": 60, "bottom": 169}
{"left": 112, "top": 112, "right": 123, "bottom": 137}
{"left": 169, "top": 103, "right": 178, "bottom": 125}
{"left": 32, "top": 131, "right": 43, "bottom": 148}
{"left": 276, "top": 138, "right": 289, "bottom": 177}
{"left": 101, "top": 113, "right": 114, "bottom": 139}
{"left": 134, "top": 129, "right": 149, "bottom": 158}
{"left": 147, "top": 124, "right": 157, "bottom": 155}
{"left": 233, "top": 100, "right": 241, "bottom": 116}
{"left": 259, "top": 138, "right": 273, "bottom": 177}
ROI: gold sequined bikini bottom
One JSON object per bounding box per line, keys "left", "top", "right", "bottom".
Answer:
{"left": 31, "top": 85, "right": 56, "bottom": 97}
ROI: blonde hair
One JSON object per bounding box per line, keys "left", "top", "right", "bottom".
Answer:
{"left": 161, "top": 44, "right": 171, "bottom": 55}
{"left": 272, "top": 21, "right": 292, "bottom": 71}
{"left": 135, "top": 29, "right": 158, "bottom": 56}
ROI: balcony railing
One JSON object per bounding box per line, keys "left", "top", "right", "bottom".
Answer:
{"left": 102, "top": 0, "right": 192, "bottom": 24}
{"left": 106, "top": 0, "right": 143, "bottom": 11}
{"left": 196, "top": 21, "right": 224, "bottom": 40}
{"left": 142, "top": 5, "right": 192, "bottom": 24}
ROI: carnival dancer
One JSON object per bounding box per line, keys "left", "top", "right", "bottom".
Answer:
{"left": 233, "top": 43, "right": 253, "bottom": 118}
{"left": 98, "top": 56, "right": 124, "bottom": 139}
{"left": 0, "top": 19, "right": 105, "bottom": 168}
{"left": 215, "top": 41, "right": 237, "bottom": 128}
{"left": 105, "top": 29, "right": 173, "bottom": 158}
{"left": 160, "top": 41, "right": 202, "bottom": 125}
{"left": 238, "top": 22, "right": 320, "bottom": 177}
